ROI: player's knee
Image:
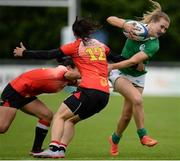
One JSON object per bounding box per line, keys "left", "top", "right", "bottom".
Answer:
{"left": 68, "top": 118, "right": 80, "bottom": 125}
{"left": 132, "top": 95, "right": 143, "bottom": 106}
{"left": 54, "top": 112, "right": 65, "bottom": 120}
{"left": 41, "top": 110, "right": 53, "bottom": 122}
{"left": 46, "top": 110, "right": 53, "bottom": 121}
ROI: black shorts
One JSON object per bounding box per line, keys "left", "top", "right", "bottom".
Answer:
{"left": 1, "top": 84, "right": 37, "bottom": 109}
{"left": 64, "top": 87, "right": 109, "bottom": 120}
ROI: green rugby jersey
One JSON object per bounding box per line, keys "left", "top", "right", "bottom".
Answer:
{"left": 120, "top": 38, "right": 159, "bottom": 77}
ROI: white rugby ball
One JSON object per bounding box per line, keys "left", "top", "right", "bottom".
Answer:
{"left": 123, "top": 20, "right": 148, "bottom": 41}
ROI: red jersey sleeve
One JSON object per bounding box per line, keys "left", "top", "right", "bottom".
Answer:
{"left": 59, "top": 39, "right": 81, "bottom": 56}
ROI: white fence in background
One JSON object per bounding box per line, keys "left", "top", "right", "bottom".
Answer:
{"left": 144, "top": 67, "right": 180, "bottom": 96}
{"left": 0, "top": 65, "right": 180, "bottom": 96}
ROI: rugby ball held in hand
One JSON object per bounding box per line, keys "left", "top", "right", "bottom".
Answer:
{"left": 123, "top": 20, "right": 148, "bottom": 41}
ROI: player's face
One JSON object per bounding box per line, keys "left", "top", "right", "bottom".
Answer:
{"left": 150, "top": 18, "right": 170, "bottom": 38}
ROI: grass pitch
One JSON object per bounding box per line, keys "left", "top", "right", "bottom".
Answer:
{"left": 0, "top": 91, "right": 180, "bottom": 160}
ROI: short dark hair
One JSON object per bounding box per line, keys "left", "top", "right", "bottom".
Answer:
{"left": 62, "top": 57, "right": 76, "bottom": 68}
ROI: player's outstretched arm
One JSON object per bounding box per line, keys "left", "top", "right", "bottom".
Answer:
{"left": 13, "top": 42, "right": 66, "bottom": 60}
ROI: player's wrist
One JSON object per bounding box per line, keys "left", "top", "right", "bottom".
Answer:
{"left": 122, "top": 21, "right": 127, "bottom": 29}
{"left": 22, "top": 50, "right": 27, "bottom": 57}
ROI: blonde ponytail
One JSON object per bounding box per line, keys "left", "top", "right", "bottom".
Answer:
{"left": 140, "top": 0, "right": 170, "bottom": 24}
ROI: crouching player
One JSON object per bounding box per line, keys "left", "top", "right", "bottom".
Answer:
{"left": 0, "top": 58, "right": 80, "bottom": 155}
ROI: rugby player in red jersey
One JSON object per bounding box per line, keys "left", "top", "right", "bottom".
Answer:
{"left": 0, "top": 58, "right": 80, "bottom": 155}
{"left": 13, "top": 17, "right": 127, "bottom": 158}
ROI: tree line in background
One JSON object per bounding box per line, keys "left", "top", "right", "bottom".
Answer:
{"left": 0, "top": 0, "right": 179, "bottom": 62}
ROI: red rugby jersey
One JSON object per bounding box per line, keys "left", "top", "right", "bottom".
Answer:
{"left": 60, "top": 38, "right": 110, "bottom": 93}
{"left": 10, "top": 65, "right": 68, "bottom": 97}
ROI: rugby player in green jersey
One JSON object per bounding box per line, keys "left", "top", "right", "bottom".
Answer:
{"left": 107, "top": 0, "right": 170, "bottom": 156}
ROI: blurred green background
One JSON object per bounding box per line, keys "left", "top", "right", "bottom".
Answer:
{"left": 0, "top": 0, "right": 179, "bottom": 62}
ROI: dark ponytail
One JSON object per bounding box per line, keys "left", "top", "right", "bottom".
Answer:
{"left": 72, "top": 16, "right": 100, "bottom": 42}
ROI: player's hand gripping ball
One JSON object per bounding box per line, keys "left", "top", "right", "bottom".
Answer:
{"left": 123, "top": 20, "right": 148, "bottom": 41}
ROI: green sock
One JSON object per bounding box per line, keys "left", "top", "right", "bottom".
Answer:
{"left": 112, "top": 132, "right": 121, "bottom": 144}
{"left": 137, "top": 128, "right": 147, "bottom": 139}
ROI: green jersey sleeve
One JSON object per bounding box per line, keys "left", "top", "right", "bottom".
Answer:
{"left": 143, "top": 38, "right": 159, "bottom": 58}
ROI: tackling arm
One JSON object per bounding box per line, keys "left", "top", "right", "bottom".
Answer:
{"left": 64, "top": 68, "right": 81, "bottom": 81}
{"left": 107, "top": 50, "right": 126, "bottom": 63}
{"left": 22, "top": 49, "right": 65, "bottom": 59}
{"left": 109, "top": 51, "right": 148, "bottom": 71}
{"left": 64, "top": 68, "right": 81, "bottom": 86}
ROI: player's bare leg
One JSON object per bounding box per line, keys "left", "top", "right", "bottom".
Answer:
{"left": 0, "top": 106, "right": 17, "bottom": 133}
{"left": 22, "top": 99, "right": 53, "bottom": 154}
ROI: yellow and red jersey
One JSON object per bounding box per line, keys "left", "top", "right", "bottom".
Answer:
{"left": 10, "top": 65, "right": 68, "bottom": 97}
{"left": 60, "top": 38, "right": 110, "bottom": 93}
